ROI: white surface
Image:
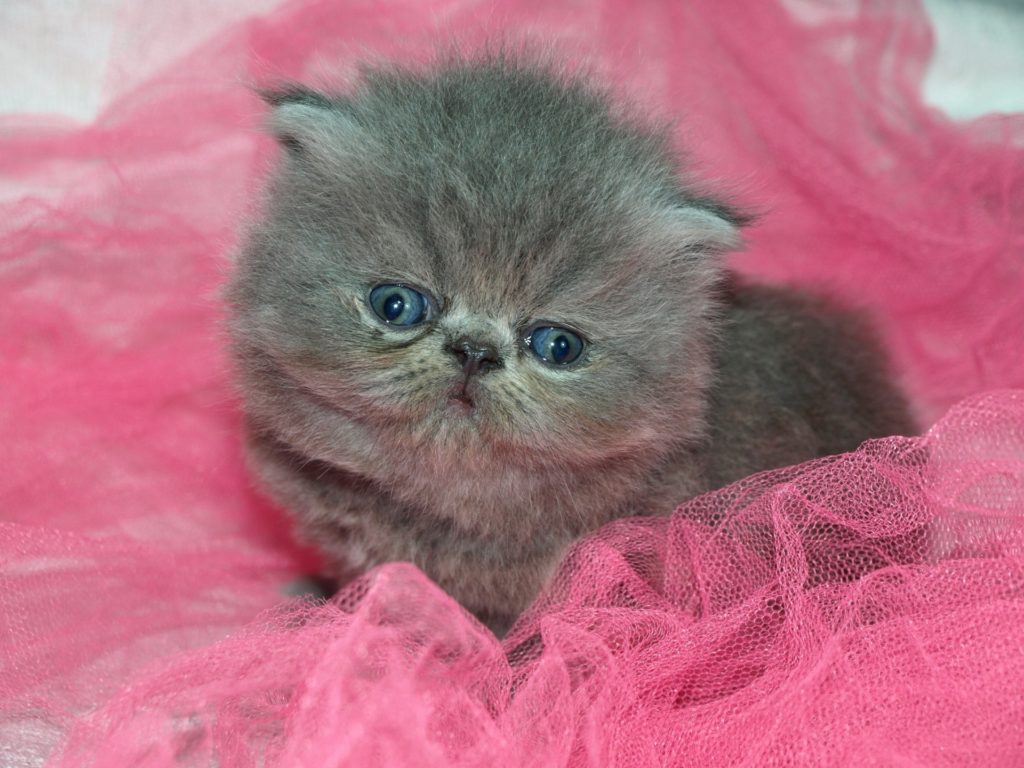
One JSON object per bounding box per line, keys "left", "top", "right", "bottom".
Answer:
{"left": 923, "top": 0, "right": 1024, "bottom": 118}
{"left": 0, "top": 0, "right": 1022, "bottom": 121}
{"left": 0, "top": 0, "right": 121, "bottom": 120}
{"left": 0, "top": 0, "right": 280, "bottom": 121}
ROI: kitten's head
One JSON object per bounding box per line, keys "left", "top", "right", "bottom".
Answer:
{"left": 230, "top": 57, "right": 743, "bottom": 495}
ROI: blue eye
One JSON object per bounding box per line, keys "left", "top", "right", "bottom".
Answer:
{"left": 368, "top": 284, "right": 433, "bottom": 326}
{"left": 527, "top": 325, "right": 586, "bottom": 366}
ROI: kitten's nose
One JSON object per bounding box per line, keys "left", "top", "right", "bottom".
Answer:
{"left": 448, "top": 338, "right": 503, "bottom": 377}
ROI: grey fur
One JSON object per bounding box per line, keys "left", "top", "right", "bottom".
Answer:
{"left": 227, "top": 56, "right": 914, "bottom": 633}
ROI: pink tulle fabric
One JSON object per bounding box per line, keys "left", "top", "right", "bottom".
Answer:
{"left": 2, "top": 0, "right": 1023, "bottom": 765}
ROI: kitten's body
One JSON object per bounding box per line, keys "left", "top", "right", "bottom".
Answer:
{"left": 229, "top": 57, "right": 913, "bottom": 632}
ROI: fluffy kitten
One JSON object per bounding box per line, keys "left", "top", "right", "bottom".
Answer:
{"left": 228, "top": 57, "right": 914, "bottom": 633}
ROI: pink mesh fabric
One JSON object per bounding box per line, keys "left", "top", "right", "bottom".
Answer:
{"left": 1, "top": 0, "right": 1022, "bottom": 765}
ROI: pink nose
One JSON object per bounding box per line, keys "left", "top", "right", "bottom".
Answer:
{"left": 448, "top": 338, "right": 503, "bottom": 376}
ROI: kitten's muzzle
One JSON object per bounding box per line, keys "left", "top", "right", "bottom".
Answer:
{"left": 448, "top": 338, "right": 503, "bottom": 378}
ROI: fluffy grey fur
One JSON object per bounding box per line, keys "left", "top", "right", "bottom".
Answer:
{"left": 227, "top": 56, "right": 914, "bottom": 633}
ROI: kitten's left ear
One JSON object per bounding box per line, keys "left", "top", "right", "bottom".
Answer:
{"left": 258, "top": 84, "right": 360, "bottom": 157}
{"left": 664, "top": 199, "right": 749, "bottom": 255}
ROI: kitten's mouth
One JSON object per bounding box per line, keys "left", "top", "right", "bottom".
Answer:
{"left": 446, "top": 379, "right": 477, "bottom": 415}
{"left": 447, "top": 391, "right": 475, "bottom": 413}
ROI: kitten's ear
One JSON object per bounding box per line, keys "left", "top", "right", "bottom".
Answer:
{"left": 259, "top": 84, "right": 360, "bottom": 157}
{"left": 665, "top": 198, "right": 749, "bottom": 255}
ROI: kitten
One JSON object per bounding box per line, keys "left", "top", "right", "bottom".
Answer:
{"left": 227, "top": 56, "right": 914, "bottom": 633}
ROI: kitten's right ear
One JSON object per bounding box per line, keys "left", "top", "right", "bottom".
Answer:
{"left": 258, "top": 84, "right": 359, "bottom": 157}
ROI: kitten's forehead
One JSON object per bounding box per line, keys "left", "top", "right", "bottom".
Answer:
{"left": 338, "top": 62, "right": 683, "bottom": 300}
{"left": 422, "top": 197, "right": 636, "bottom": 311}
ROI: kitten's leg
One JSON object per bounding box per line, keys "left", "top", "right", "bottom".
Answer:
{"left": 281, "top": 574, "right": 338, "bottom": 600}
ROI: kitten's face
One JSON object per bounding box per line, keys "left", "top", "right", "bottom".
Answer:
{"left": 231, "top": 63, "right": 740, "bottom": 485}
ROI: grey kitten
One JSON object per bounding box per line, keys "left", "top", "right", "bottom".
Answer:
{"left": 227, "top": 56, "right": 914, "bottom": 633}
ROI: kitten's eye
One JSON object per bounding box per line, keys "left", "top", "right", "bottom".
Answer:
{"left": 526, "top": 325, "right": 586, "bottom": 366}
{"left": 368, "top": 284, "right": 433, "bottom": 327}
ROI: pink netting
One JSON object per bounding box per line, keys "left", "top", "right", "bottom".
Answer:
{"left": 1, "top": 0, "right": 1022, "bottom": 765}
